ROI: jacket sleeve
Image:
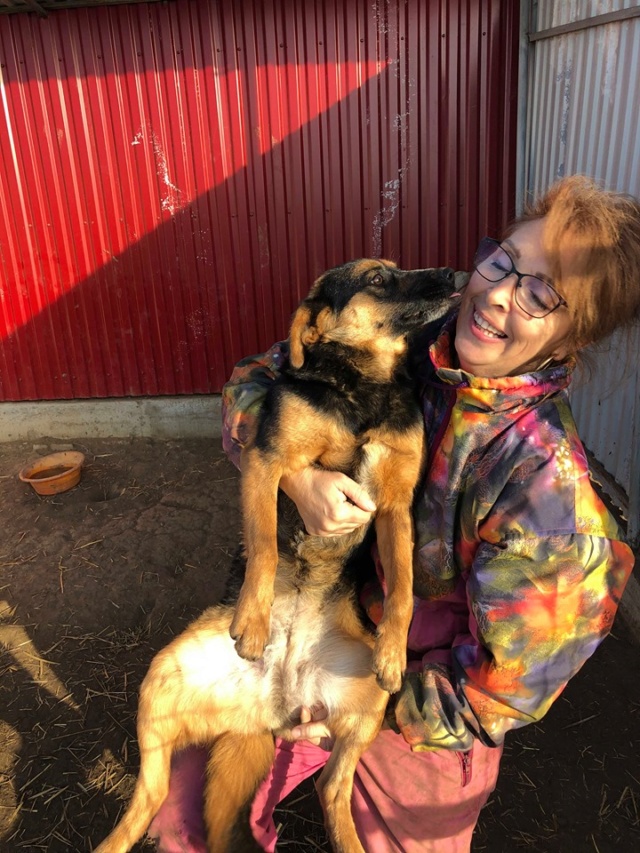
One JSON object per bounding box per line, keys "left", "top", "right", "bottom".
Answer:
{"left": 221, "top": 341, "right": 288, "bottom": 468}
{"left": 456, "top": 532, "right": 632, "bottom": 744}
{"left": 395, "top": 445, "right": 635, "bottom": 751}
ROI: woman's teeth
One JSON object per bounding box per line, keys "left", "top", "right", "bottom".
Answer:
{"left": 474, "top": 312, "right": 506, "bottom": 338}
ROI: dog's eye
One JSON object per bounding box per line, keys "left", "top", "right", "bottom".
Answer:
{"left": 370, "top": 273, "right": 384, "bottom": 286}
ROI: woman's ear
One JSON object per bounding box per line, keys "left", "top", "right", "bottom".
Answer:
{"left": 549, "top": 338, "right": 578, "bottom": 364}
{"left": 550, "top": 326, "right": 583, "bottom": 361}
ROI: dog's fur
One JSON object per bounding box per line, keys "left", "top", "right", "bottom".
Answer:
{"left": 95, "top": 259, "right": 455, "bottom": 853}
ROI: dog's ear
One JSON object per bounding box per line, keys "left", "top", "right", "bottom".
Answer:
{"left": 289, "top": 304, "right": 312, "bottom": 368}
{"left": 288, "top": 303, "right": 336, "bottom": 368}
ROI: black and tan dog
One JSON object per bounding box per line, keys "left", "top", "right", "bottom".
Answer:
{"left": 95, "top": 259, "right": 456, "bottom": 853}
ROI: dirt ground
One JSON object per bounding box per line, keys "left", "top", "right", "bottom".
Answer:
{"left": 1, "top": 436, "right": 639, "bottom": 853}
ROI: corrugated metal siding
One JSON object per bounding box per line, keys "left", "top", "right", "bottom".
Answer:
{"left": 0, "top": 0, "right": 519, "bottom": 401}
{"left": 525, "top": 0, "right": 640, "bottom": 532}
{"left": 527, "top": 0, "right": 640, "bottom": 192}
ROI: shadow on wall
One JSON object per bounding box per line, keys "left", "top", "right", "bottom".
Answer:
{"left": 0, "top": 1, "right": 517, "bottom": 402}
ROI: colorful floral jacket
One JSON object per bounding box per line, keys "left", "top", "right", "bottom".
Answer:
{"left": 221, "top": 315, "right": 634, "bottom": 751}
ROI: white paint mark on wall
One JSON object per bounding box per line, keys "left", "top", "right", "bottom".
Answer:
{"left": 132, "top": 126, "right": 184, "bottom": 215}
{"left": 371, "top": 167, "right": 407, "bottom": 256}
{"left": 371, "top": 0, "right": 390, "bottom": 35}
{"left": 392, "top": 111, "right": 409, "bottom": 130}
{"left": 186, "top": 308, "right": 205, "bottom": 341}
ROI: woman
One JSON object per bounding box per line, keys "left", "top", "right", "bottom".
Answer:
{"left": 150, "top": 176, "right": 640, "bottom": 851}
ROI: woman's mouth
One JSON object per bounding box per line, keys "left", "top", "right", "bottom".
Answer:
{"left": 472, "top": 311, "right": 507, "bottom": 339}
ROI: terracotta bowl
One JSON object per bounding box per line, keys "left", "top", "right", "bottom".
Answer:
{"left": 19, "top": 451, "right": 85, "bottom": 496}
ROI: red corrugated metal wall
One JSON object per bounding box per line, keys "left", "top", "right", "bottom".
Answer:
{"left": 0, "top": 0, "right": 519, "bottom": 401}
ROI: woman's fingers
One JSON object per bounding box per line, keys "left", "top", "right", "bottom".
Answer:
{"left": 291, "top": 705, "right": 334, "bottom": 751}
{"left": 280, "top": 468, "right": 375, "bottom": 536}
{"left": 338, "top": 477, "right": 377, "bottom": 514}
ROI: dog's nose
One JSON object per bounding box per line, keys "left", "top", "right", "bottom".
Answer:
{"left": 438, "top": 267, "right": 455, "bottom": 283}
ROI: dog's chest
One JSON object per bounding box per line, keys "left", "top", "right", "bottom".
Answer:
{"left": 293, "top": 379, "right": 421, "bottom": 436}
{"left": 265, "top": 592, "right": 373, "bottom": 716}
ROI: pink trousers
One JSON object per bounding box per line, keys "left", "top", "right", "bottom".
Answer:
{"left": 147, "top": 730, "right": 502, "bottom": 852}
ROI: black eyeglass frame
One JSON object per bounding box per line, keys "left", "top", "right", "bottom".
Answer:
{"left": 473, "top": 237, "right": 568, "bottom": 319}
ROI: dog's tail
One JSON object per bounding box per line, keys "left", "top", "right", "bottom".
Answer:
{"left": 204, "top": 731, "right": 275, "bottom": 852}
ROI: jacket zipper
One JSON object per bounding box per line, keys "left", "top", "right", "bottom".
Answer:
{"left": 458, "top": 750, "right": 473, "bottom": 787}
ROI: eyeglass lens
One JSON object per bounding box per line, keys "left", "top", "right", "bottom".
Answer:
{"left": 474, "top": 239, "right": 561, "bottom": 318}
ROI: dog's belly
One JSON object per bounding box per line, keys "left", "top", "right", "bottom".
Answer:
{"left": 269, "top": 593, "right": 375, "bottom": 719}
{"left": 169, "top": 594, "right": 375, "bottom": 735}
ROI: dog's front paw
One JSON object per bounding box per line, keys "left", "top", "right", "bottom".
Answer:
{"left": 229, "top": 604, "right": 271, "bottom": 661}
{"left": 371, "top": 633, "right": 406, "bottom": 695}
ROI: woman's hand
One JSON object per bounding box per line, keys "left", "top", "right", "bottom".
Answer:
{"left": 290, "top": 704, "right": 334, "bottom": 752}
{"left": 280, "top": 468, "right": 376, "bottom": 536}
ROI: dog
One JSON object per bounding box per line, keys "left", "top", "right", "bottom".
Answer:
{"left": 94, "top": 259, "right": 457, "bottom": 853}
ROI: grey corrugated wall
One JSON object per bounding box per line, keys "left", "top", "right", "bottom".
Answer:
{"left": 524, "top": 0, "right": 640, "bottom": 540}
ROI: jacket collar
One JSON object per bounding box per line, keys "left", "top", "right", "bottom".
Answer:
{"left": 428, "top": 314, "right": 574, "bottom": 413}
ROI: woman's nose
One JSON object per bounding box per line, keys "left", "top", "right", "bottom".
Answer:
{"left": 485, "top": 274, "right": 518, "bottom": 307}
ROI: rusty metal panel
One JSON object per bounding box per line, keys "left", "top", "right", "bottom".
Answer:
{"left": 0, "top": 0, "right": 519, "bottom": 401}
{"left": 525, "top": 0, "right": 640, "bottom": 533}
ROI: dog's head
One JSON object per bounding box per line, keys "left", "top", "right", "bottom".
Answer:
{"left": 289, "top": 259, "right": 457, "bottom": 373}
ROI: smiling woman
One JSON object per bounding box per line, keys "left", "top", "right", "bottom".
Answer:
{"left": 151, "top": 175, "right": 640, "bottom": 853}
{"left": 515, "top": 176, "right": 640, "bottom": 353}
{"left": 455, "top": 217, "right": 574, "bottom": 377}
{"left": 455, "top": 177, "right": 640, "bottom": 379}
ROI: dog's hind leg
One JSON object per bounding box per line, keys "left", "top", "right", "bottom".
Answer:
{"left": 204, "top": 731, "right": 275, "bottom": 853}
{"left": 316, "top": 699, "right": 387, "bottom": 853}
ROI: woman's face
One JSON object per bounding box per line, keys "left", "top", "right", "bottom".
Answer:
{"left": 454, "top": 218, "right": 573, "bottom": 378}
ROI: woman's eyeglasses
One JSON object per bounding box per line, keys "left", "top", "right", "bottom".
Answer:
{"left": 473, "top": 237, "right": 568, "bottom": 319}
